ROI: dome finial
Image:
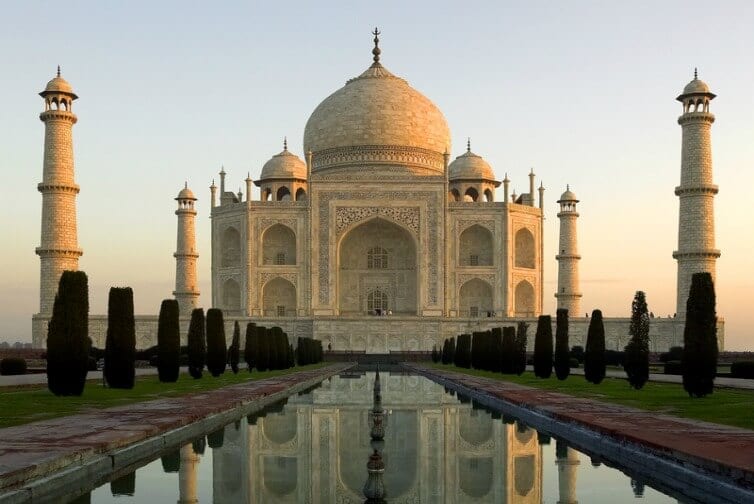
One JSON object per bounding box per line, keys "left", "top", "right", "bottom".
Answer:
{"left": 694, "top": 67, "right": 698, "bottom": 80}
{"left": 372, "top": 27, "right": 381, "bottom": 65}
{"left": 283, "top": 136, "right": 288, "bottom": 151}
{"left": 467, "top": 137, "right": 471, "bottom": 153}
{"left": 56, "top": 65, "right": 61, "bottom": 78}
{"left": 184, "top": 181, "right": 188, "bottom": 189}
{"left": 567, "top": 184, "right": 570, "bottom": 191}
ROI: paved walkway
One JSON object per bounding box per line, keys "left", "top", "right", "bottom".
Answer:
{"left": 412, "top": 364, "right": 754, "bottom": 491}
{"left": 0, "top": 364, "right": 348, "bottom": 501}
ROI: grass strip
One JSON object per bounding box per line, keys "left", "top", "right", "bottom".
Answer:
{"left": 428, "top": 363, "right": 754, "bottom": 430}
{"left": 0, "top": 364, "right": 328, "bottom": 429}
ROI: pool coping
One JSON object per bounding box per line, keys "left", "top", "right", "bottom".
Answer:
{"left": 0, "top": 363, "right": 352, "bottom": 504}
{"left": 406, "top": 363, "right": 754, "bottom": 504}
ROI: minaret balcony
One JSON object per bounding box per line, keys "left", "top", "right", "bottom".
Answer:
{"left": 674, "top": 184, "right": 718, "bottom": 196}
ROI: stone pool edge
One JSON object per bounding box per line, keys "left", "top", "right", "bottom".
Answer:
{"left": 406, "top": 363, "right": 754, "bottom": 504}
{"left": 0, "top": 363, "right": 353, "bottom": 504}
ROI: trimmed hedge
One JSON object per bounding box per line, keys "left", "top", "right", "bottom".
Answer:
{"left": 0, "top": 357, "right": 27, "bottom": 376}
{"left": 244, "top": 322, "right": 258, "bottom": 372}
{"left": 664, "top": 360, "right": 683, "bottom": 375}
{"left": 47, "top": 270, "right": 90, "bottom": 396}
{"left": 682, "top": 272, "right": 718, "bottom": 397}
{"left": 229, "top": 321, "right": 240, "bottom": 374}
{"left": 730, "top": 361, "right": 754, "bottom": 379}
{"left": 206, "top": 308, "right": 227, "bottom": 377}
{"left": 187, "top": 308, "right": 206, "bottom": 379}
{"left": 104, "top": 287, "right": 135, "bottom": 389}
{"left": 554, "top": 309, "right": 570, "bottom": 381}
{"left": 584, "top": 309, "right": 606, "bottom": 384}
{"left": 157, "top": 299, "right": 180, "bottom": 383}
{"left": 533, "top": 315, "right": 553, "bottom": 379}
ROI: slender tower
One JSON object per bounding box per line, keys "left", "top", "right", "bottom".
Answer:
{"left": 35, "top": 68, "right": 82, "bottom": 325}
{"left": 555, "top": 186, "right": 582, "bottom": 316}
{"left": 174, "top": 183, "right": 200, "bottom": 315}
{"left": 674, "top": 70, "right": 719, "bottom": 317}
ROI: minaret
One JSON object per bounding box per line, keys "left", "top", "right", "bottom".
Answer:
{"left": 555, "top": 440, "right": 580, "bottom": 504}
{"left": 36, "top": 67, "right": 82, "bottom": 317}
{"left": 673, "top": 69, "right": 719, "bottom": 317}
{"left": 174, "top": 183, "right": 200, "bottom": 315}
{"left": 555, "top": 186, "right": 582, "bottom": 316}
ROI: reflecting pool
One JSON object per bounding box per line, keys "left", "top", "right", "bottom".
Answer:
{"left": 79, "top": 371, "right": 687, "bottom": 503}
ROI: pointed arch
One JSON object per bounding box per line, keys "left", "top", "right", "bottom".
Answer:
{"left": 514, "top": 228, "right": 536, "bottom": 268}
{"left": 222, "top": 227, "right": 241, "bottom": 267}
{"left": 222, "top": 278, "right": 241, "bottom": 311}
{"left": 262, "top": 277, "right": 296, "bottom": 317}
{"left": 295, "top": 187, "right": 307, "bottom": 201}
{"left": 276, "top": 186, "right": 291, "bottom": 201}
{"left": 463, "top": 187, "right": 479, "bottom": 202}
{"left": 262, "top": 224, "right": 296, "bottom": 265}
{"left": 459, "top": 224, "right": 493, "bottom": 266}
{"left": 459, "top": 278, "right": 493, "bottom": 317}
{"left": 514, "top": 280, "right": 535, "bottom": 316}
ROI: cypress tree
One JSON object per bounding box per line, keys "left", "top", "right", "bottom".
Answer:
{"left": 441, "top": 339, "right": 449, "bottom": 364}
{"left": 257, "top": 327, "right": 270, "bottom": 371}
{"left": 471, "top": 331, "right": 482, "bottom": 369}
{"left": 501, "top": 326, "right": 516, "bottom": 373}
{"left": 533, "top": 315, "right": 553, "bottom": 378}
{"left": 110, "top": 471, "right": 135, "bottom": 497}
{"left": 192, "top": 436, "right": 206, "bottom": 455}
{"left": 268, "top": 327, "right": 282, "bottom": 370}
{"left": 187, "top": 308, "right": 206, "bottom": 379}
{"left": 515, "top": 321, "right": 529, "bottom": 375}
{"left": 104, "top": 287, "right": 135, "bottom": 389}
{"left": 244, "top": 323, "right": 257, "bottom": 372}
{"left": 455, "top": 334, "right": 472, "bottom": 368}
{"left": 160, "top": 450, "right": 180, "bottom": 473}
{"left": 682, "top": 272, "right": 718, "bottom": 397}
{"left": 157, "top": 299, "right": 180, "bottom": 383}
{"left": 47, "top": 270, "right": 90, "bottom": 396}
{"left": 490, "top": 328, "right": 503, "bottom": 372}
{"left": 554, "top": 309, "right": 570, "bottom": 380}
{"left": 584, "top": 309, "right": 606, "bottom": 384}
{"left": 624, "top": 291, "right": 650, "bottom": 389}
{"left": 288, "top": 343, "right": 295, "bottom": 368}
{"left": 206, "top": 308, "right": 227, "bottom": 377}
{"left": 229, "top": 321, "right": 240, "bottom": 374}
{"left": 448, "top": 337, "right": 456, "bottom": 364}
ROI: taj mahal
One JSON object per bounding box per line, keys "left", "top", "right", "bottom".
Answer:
{"left": 31, "top": 31, "right": 723, "bottom": 352}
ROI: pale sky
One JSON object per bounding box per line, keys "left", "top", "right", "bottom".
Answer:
{"left": 2, "top": 1, "right": 752, "bottom": 350}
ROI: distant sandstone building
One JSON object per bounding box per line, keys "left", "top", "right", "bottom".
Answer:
{"left": 32, "top": 35, "right": 724, "bottom": 351}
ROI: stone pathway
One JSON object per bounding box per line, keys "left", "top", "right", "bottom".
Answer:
{"left": 0, "top": 364, "right": 349, "bottom": 501}
{"left": 411, "top": 364, "right": 754, "bottom": 491}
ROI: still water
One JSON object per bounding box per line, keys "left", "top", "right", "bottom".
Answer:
{"left": 76, "top": 371, "right": 684, "bottom": 503}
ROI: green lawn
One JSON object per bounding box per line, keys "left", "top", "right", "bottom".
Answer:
{"left": 0, "top": 364, "right": 328, "bottom": 429}
{"left": 428, "top": 364, "right": 754, "bottom": 430}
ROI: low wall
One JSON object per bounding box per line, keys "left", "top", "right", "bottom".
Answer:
{"left": 33, "top": 313, "right": 724, "bottom": 352}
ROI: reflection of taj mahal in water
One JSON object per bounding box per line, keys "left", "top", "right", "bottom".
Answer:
{"left": 32, "top": 30, "right": 723, "bottom": 350}
{"left": 177, "top": 373, "right": 583, "bottom": 503}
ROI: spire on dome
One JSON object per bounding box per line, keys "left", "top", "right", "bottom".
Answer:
{"left": 57, "top": 65, "right": 61, "bottom": 78}
{"left": 694, "top": 67, "right": 698, "bottom": 80}
{"left": 466, "top": 137, "right": 471, "bottom": 153}
{"left": 283, "top": 136, "right": 288, "bottom": 151}
{"left": 371, "top": 27, "right": 381, "bottom": 65}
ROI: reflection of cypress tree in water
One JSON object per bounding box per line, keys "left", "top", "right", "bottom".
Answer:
{"left": 208, "top": 427, "right": 225, "bottom": 449}
{"left": 192, "top": 436, "right": 206, "bottom": 455}
{"left": 631, "top": 479, "right": 645, "bottom": 497}
{"left": 161, "top": 449, "right": 181, "bottom": 473}
{"left": 68, "top": 491, "right": 91, "bottom": 503}
{"left": 537, "top": 432, "right": 552, "bottom": 445}
{"left": 110, "top": 471, "right": 136, "bottom": 496}
{"left": 363, "top": 367, "right": 387, "bottom": 503}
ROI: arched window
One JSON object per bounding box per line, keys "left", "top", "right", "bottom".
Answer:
{"left": 277, "top": 186, "right": 291, "bottom": 201}
{"left": 450, "top": 188, "right": 461, "bottom": 202}
{"left": 367, "top": 289, "right": 388, "bottom": 313}
{"left": 464, "top": 187, "right": 479, "bottom": 202}
{"left": 459, "top": 225, "right": 493, "bottom": 266}
{"left": 514, "top": 228, "right": 536, "bottom": 269}
{"left": 262, "top": 188, "right": 272, "bottom": 201}
{"left": 262, "top": 277, "right": 296, "bottom": 317}
{"left": 222, "top": 227, "right": 241, "bottom": 267}
{"left": 295, "top": 188, "right": 307, "bottom": 201}
{"left": 484, "top": 189, "right": 494, "bottom": 202}
{"left": 367, "top": 246, "right": 388, "bottom": 269}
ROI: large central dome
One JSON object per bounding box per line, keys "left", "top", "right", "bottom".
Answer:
{"left": 304, "top": 37, "right": 451, "bottom": 175}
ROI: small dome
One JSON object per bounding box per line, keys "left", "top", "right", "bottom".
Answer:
{"left": 558, "top": 186, "right": 578, "bottom": 202}
{"left": 176, "top": 184, "right": 196, "bottom": 200}
{"left": 40, "top": 68, "right": 77, "bottom": 98}
{"left": 259, "top": 146, "right": 307, "bottom": 181}
{"left": 448, "top": 149, "right": 495, "bottom": 181}
{"left": 683, "top": 78, "right": 711, "bottom": 95}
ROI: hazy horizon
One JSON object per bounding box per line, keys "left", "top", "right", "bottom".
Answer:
{"left": 2, "top": 1, "right": 752, "bottom": 350}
